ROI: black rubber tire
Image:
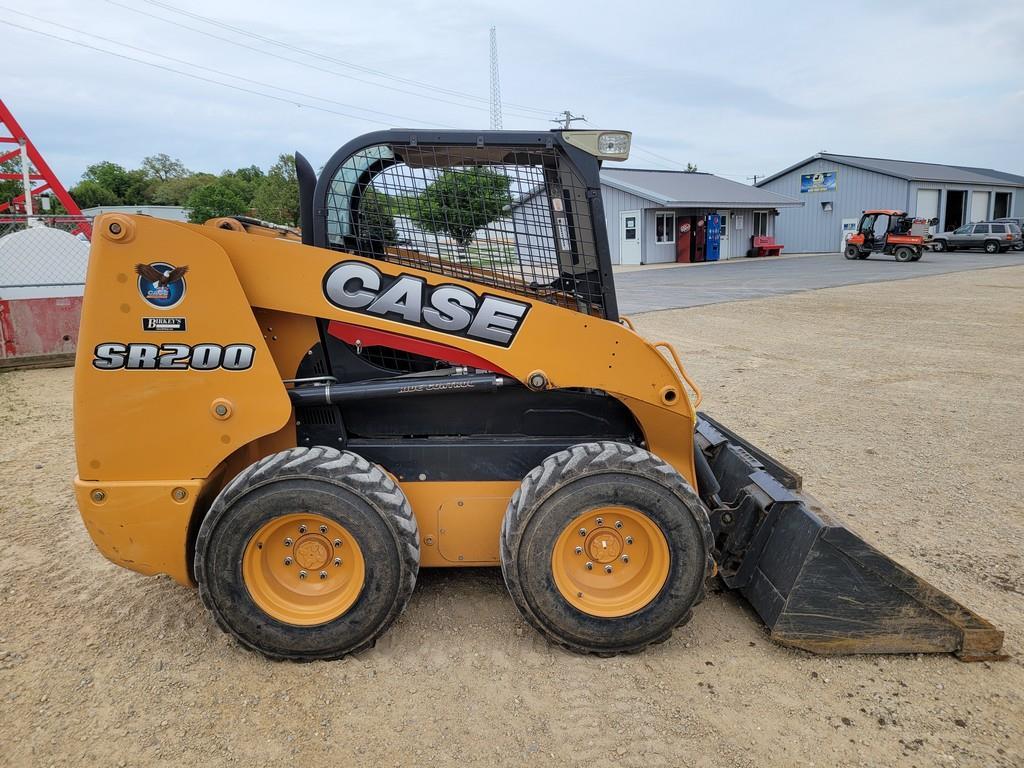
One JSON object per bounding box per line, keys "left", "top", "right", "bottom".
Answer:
{"left": 500, "top": 442, "right": 714, "bottom": 655}
{"left": 984, "top": 240, "right": 1000, "bottom": 254}
{"left": 844, "top": 245, "right": 860, "bottom": 260}
{"left": 932, "top": 239, "right": 947, "bottom": 252}
{"left": 195, "top": 446, "right": 419, "bottom": 661}
{"left": 894, "top": 246, "right": 914, "bottom": 263}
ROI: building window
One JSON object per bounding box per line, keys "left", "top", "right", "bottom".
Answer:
{"left": 754, "top": 210, "right": 769, "bottom": 236}
{"left": 655, "top": 212, "right": 675, "bottom": 243}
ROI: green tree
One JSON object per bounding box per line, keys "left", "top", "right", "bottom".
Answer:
{"left": 685, "top": 163, "right": 699, "bottom": 173}
{"left": 185, "top": 177, "right": 248, "bottom": 222}
{"left": 67, "top": 178, "right": 120, "bottom": 209}
{"left": 149, "top": 172, "right": 216, "bottom": 206}
{"left": 77, "top": 161, "right": 150, "bottom": 204}
{"left": 0, "top": 158, "right": 22, "bottom": 208}
{"left": 141, "top": 153, "right": 189, "bottom": 182}
{"left": 356, "top": 188, "right": 397, "bottom": 245}
{"left": 411, "top": 168, "right": 512, "bottom": 248}
{"left": 251, "top": 154, "right": 299, "bottom": 225}
{"left": 221, "top": 165, "right": 264, "bottom": 204}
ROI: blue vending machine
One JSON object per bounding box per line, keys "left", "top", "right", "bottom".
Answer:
{"left": 706, "top": 213, "right": 721, "bottom": 261}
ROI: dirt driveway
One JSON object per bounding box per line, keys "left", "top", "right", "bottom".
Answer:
{"left": 1, "top": 266, "right": 1022, "bottom": 767}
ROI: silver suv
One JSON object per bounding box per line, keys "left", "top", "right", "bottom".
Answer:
{"left": 931, "top": 221, "right": 1022, "bottom": 253}
{"left": 994, "top": 218, "right": 1024, "bottom": 250}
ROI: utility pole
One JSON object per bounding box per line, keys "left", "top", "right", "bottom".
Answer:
{"left": 747, "top": 174, "right": 761, "bottom": 185}
{"left": 551, "top": 110, "right": 586, "bottom": 130}
{"left": 489, "top": 27, "right": 503, "bottom": 130}
{"left": 19, "top": 138, "right": 33, "bottom": 218}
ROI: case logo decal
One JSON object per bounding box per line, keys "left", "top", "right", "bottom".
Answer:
{"left": 136, "top": 262, "right": 188, "bottom": 309}
{"left": 322, "top": 261, "right": 529, "bottom": 347}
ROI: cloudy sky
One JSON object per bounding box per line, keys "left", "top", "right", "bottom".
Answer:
{"left": 4, "top": 0, "right": 1023, "bottom": 186}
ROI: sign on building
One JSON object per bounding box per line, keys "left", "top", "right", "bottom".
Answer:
{"left": 800, "top": 172, "right": 837, "bottom": 193}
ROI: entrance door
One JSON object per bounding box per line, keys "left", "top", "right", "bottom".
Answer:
{"left": 717, "top": 211, "right": 730, "bottom": 259}
{"left": 619, "top": 210, "right": 641, "bottom": 265}
{"left": 994, "top": 191, "right": 1011, "bottom": 219}
{"left": 944, "top": 191, "right": 966, "bottom": 231}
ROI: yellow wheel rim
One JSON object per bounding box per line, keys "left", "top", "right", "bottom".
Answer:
{"left": 242, "top": 513, "right": 365, "bottom": 626}
{"left": 551, "top": 506, "right": 670, "bottom": 618}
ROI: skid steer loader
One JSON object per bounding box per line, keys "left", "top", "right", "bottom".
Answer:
{"left": 73, "top": 129, "right": 1004, "bottom": 661}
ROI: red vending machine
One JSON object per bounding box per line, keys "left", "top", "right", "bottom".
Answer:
{"left": 693, "top": 216, "right": 706, "bottom": 262}
{"left": 675, "top": 217, "right": 693, "bottom": 263}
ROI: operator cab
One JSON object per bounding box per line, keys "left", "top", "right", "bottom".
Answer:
{"left": 295, "top": 129, "right": 632, "bottom": 321}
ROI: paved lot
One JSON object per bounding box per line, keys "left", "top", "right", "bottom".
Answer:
{"left": 615, "top": 250, "right": 1024, "bottom": 313}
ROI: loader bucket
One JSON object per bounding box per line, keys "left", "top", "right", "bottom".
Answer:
{"left": 695, "top": 415, "right": 1005, "bottom": 661}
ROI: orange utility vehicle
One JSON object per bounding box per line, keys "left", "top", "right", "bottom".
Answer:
{"left": 73, "top": 129, "right": 1003, "bottom": 661}
{"left": 845, "top": 209, "right": 926, "bottom": 262}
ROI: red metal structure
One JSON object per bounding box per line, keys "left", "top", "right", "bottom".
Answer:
{"left": 0, "top": 98, "right": 90, "bottom": 238}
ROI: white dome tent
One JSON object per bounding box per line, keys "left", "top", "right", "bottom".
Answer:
{"left": 0, "top": 225, "right": 90, "bottom": 300}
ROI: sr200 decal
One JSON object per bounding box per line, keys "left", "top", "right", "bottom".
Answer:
{"left": 92, "top": 343, "right": 255, "bottom": 371}
{"left": 323, "top": 261, "right": 529, "bottom": 347}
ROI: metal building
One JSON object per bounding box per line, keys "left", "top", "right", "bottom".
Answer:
{"left": 80, "top": 204, "right": 190, "bottom": 222}
{"left": 599, "top": 169, "right": 801, "bottom": 264}
{"left": 757, "top": 154, "right": 1024, "bottom": 253}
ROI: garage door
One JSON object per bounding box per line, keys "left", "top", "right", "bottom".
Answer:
{"left": 916, "top": 189, "right": 939, "bottom": 234}
{"left": 916, "top": 189, "right": 938, "bottom": 217}
{"left": 970, "top": 191, "right": 990, "bottom": 223}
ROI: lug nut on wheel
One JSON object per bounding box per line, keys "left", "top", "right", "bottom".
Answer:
{"left": 319, "top": 525, "right": 328, "bottom": 534}
{"left": 595, "top": 517, "right": 604, "bottom": 526}
{"left": 578, "top": 528, "right": 587, "bottom": 537}
{"left": 574, "top": 546, "right": 583, "bottom": 555}
{"left": 319, "top": 571, "right": 327, "bottom": 580}
{"left": 333, "top": 539, "right": 342, "bottom": 548}
{"left": 334, "top": 557, "right": 342, "bottom": 567}
{"left": 284, "top": 537, "right": 293, "bottom": 547}
{"left": 615, "top": 520, "right": 623, "bottom": 529}
{"left": 604, "top": 565, "right": 613, "bottom": 574}
{"left": 625, "top": 536, "right": 634, "bottom": 545}
{"left": 298, "top": 570, "right": 308, "bottom": 580}
{"left": 585, "top": 561, "right": 594, "bottom": 570}
{"left": 298, "top": 525, "right": 307, "bottom": 534}
{"left": 284, "top": 557, "right": 292, "bottom": 566}
{"left": 621, "top": 555, "right": 629, "bottom": 563}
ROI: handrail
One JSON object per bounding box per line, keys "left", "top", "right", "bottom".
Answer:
{"left": 653, "top": 341, "right": 703, "bottom": 408}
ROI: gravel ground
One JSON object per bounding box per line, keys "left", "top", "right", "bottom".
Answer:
{"left": 1, "top": 266, "right": 1022, "bottom": 767}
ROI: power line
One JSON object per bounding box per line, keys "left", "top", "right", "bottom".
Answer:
{"left": 121, "top": 0, "right": 555, "bottom": 121}
{"left": 104, "top": 0, "right": 546, "bottom": 122}
{"left": 2, "top": 8, "right": 454, "bottom": 128}
{"left": 1, "top": 19, "right": 444, "bottom": 128}
{"left": 142, "top": 0, "right": 555, "bottom": 116}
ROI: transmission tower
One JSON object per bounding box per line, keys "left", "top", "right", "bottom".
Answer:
{"left": 489, "top": 26, "right": 503, "bottom": 129}
{"left": 0, "top": 98, "right": 90, "bottom": 238}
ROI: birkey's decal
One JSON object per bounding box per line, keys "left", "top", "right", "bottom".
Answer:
{"left": 322, "top": 261, "right": 529, "bottom": 347}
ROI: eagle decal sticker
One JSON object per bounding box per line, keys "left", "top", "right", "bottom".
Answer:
{"left": 135, "top": 262, "right": 188, "bottom": 309}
